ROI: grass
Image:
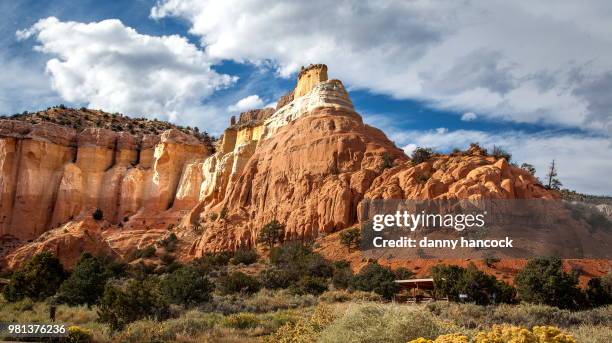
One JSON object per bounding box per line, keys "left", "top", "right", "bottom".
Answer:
{"left": 1, "top": 294, "right": 610, "bottom": 342}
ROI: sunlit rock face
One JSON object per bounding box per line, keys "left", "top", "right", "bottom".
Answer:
{"left": 0, "top": 63, "right": 560, "bottom": 269}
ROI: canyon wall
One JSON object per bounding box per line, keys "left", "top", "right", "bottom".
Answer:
{"left": 0, "top": 122, "right": 208, "bottom": 246}
{"left": 1, "top": 63, "right": 563, "bottom": 268}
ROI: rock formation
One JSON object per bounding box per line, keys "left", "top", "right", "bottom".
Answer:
{"left": 0, "top": 64, "right": 572, "bottom": 269}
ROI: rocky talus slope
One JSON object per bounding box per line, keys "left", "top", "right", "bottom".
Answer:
{"left": 1, "top": 64, "right": 599, "bottom": 271}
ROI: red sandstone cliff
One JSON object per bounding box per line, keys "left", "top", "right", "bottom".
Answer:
{"left": 1, "top": 64, "right": 596, "bottom": 271}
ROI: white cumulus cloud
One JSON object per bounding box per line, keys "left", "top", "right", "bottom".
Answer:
{"left": 461, "top": 112, "right": 477, "bottom": 121}
{"left": 151, "top": 0, "right": 612, "bottom": 136}
{"left": 227, "top": 94, "right": 264, "bottom": 113}
{"left": 16, "top": 17, "right": 236, "bottom": 123}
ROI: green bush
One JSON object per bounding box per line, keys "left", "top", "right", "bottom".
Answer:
{"left": 332, "top": 261, "right": 354, "bottom": 290}
{"left": 263, "top": 242, "right": 334, "bottom": 291}
{"left": 257, "top": 219, "right": 285, "bottom": 248}
{"left": 190, "top": 251, "right": 233, "bottom": 273}
{"left": 218, "top": 272, "right": 261, "bottom": 295}
{"left": 410, "top": 147, "right": 434, "bottom": 165}
{"left": 394, "top": 267, "right": 414, "bottom": 280}
{"left": 350, "top": 262, "right": 398, "bottom": 300}
{"left": 159, "top": 233, "right": 178, "bottom": 252}
{"left": 586, "top": 273, "right": 612, "bottom": 307}
{"left": 57, "top": 253, "right": 123, "bottom": 306}
{"left": 515, "top": 257, "right": 586, "bottom": 309}
{"left": 231, "top": 249, "right": 258, "bottom": 265}
{"left": 431, "top": 263, "right": 516, "bottom": 305}
{"left": 97, "top": 278, "right": 170, "bottom": 331}
{"left": 269, "top": 242, "right": 332, "bottom": 278}
{"left": 222, "top": 313, "right": 260, "bottom": 329}
{"left": 492, "top": 145, "right": 512, "bottom": 162}
{"left": 3, "top": 251, "right": 67, "bottom": 302}
{"left": 380, "top": 152, "right": 394, "bottom": 170}
{"left": 160, "top": 266, "right": 213, "bottom": 307}
{"left": 295, "top": 276, "right": 328, "bottom": 295}
{"left": 260, "top": 268, "right": 294, "bottom": 289}
{"left": 339, "top": 228, "right": 361, "bottom": 252}
{"left": 128, "top": 245, "right": 156, "bottom": 261}
{"left": 92, "top": 208, "right": 103, "bottom": 220}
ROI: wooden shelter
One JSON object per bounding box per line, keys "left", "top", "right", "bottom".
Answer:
{"left": 394, "top": 278, "right": 443, "bottom": 303}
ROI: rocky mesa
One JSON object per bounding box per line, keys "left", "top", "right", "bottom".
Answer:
{"left": 0, "top": 64, "right": 593, "bottom": 271}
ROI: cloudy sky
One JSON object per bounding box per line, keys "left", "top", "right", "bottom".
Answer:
{"left": 2, "top": 0, "right": 612, "bottom": 195}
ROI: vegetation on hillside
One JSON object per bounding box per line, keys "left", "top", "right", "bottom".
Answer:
{"left": 0, "top": 221, "right": 611, "bottom": 342}
{"left": 1, "top": 105, "right": 216, "bottom": 152}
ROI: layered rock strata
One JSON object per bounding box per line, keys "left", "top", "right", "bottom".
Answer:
{"left": 1, "top": 64, "right": 564, "bottom": 268}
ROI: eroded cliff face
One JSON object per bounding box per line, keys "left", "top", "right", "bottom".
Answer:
{"left": 1, "top": 64, "right": 560, "bottom": 268}
{"left": 0, "top": 122, "right": 207, "bottom": 250}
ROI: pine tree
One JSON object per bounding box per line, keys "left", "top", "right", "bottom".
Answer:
{"left": 546, "top": 159, "right": 562, "bottom": 190}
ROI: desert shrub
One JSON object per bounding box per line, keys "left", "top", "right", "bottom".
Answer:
{"left": 319, "top": 289, "right": 382, "bottom": 303}
{"left": 380, "top": 152, "right": 394, "bottom": 170}
{"left": 408, "top": 333, "right": 469, "bottom": 343}
{"left": 431, "top": 263, "right": 516, "bottom": 305}
{"left": 3, "top": 251, "right": 67, "bottom": 302}
{"left": 57, "top": 253, "right": 123, "bottom": 306}
{"left": 260, "top": 268, "right": 294, "bottom": 289}
{"left": 159, "top": 252, "right": 175, "bottom": 265}
{"left": 492, "top": 145, "right": 512, "bottom": 162}
{"left": 159, "top": 265, "right": 213, "bottom": 307}
{"left": 114, "top": 312, "right": 221, "bottom": 343}
{"left": 426, "top": 302, "right": 612, "bottom": 329}
{"left": 331, "top": 261, "right": 354, "bottom": 289}
{"left": 411, "top": 147, "right": 434, "bottom": 165}
{"left": 295, "top": 276, "right": 328, "bottom": 295}
{"left": 586, "top": 274, "right": 612, "bottom": 307}
{"left": 515, "top": 257, "right": 586, "bottom": 309}
{"left": 264, "top": 242, "right": 334, "bottom": 290}
{"left": 159, "top": 233, "right": 178, "bottom": 252}
{"left": 521, "top": 163, "right": 537, "bottom": 175}
{"left": 231, "top": 249, "right": 258, "bottom": 265}
{"left": 219, "top": 207, "right": 228, "bottom": 219}
{"left": 475, "top": 324, "right": 577, "bottom": 343}
{"left": 257, "top": 219, "right": 285, "bottom": 248}
{"left": 97, "top": 278, "right": 170, "bottom": 331}
{"left": 217, "top": 272, "right": 261, "bottom": 295}
{"left": 222, "top": 312, "right": 260, "bottom": 329}
{"left": 350, "top": 262, "right": 398, "bottom": 300}
{"left": 128, "top": 245, "right": 156, "bottom": 261}
{"left": 92, "top": 208, "right": 103, "bottom": 220}
{"left": 66, "top": 325, "right": 93, "bottom": 343}
{"left": 394, "top": 267, "right": 414, "bottom": 280}
{"left": 191, "top": 251, "right": 232, "bottom": 271}
{"left": 484, "top": 255, "right": 501, "bottom": 267}
{"left": 317, "top": 303, "right": 459, "bottom": 343}
{"left": 205, "top": 289, "right": 317, "bottom": 314}
{"left": 570, "top": 324, "right": 612, "bottom": 343}
{"left": 265, "top": 304, "right": 336, "bottom": 343}
{"left": 339, "top": 227, "right": 361, "bottom": 252}
{"left": 126, "top": 261, "right": 156, "bottom": 280}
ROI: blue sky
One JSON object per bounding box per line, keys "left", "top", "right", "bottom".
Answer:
{"left": 2, "top": 1, "right": 612, "bottom": 195}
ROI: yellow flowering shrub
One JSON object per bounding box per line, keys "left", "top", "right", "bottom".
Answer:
{"left": 409, "top": 325, "right": 577, "bottom": 343}
{"left": 434, "top": 333, "right": 469, "bottom": 343}
{"left": 264, "top": 304, "right": 336, "bottom": 343}
{"left": 408, "top": 338, "right": 433, "bottom": 343}
{"left": 474, "top": 325, "right": 538, "bottom": 343}
{"left": 532, "top": 326, "right": 577, "bottom": 343}
{"left": 66, "top": 325, "right": 93, "bottom": 343}
{"left": 408, "top": 333, "right": 469, "bottom": 343}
